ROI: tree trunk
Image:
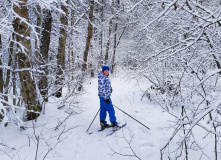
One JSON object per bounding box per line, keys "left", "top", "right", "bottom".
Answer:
{"left": 111, "top": 22, "right": 117, "bottom": 74}
{"left": 3, "top": 53, "right": 12, "bottom": 105}
{"left": 0, "top": 60, "right": 2, "bottom": 94}
{"left": 0, "top": 35, "right": 3, "bottom": 121}
{"left": 39, "top": 9, "right": 52, "bottom": 102}
{"left": 82, "top": 0, "right": 95, "bottom": 72}
{"left": 11, "top": 36, "right": 17, "bottom": 105}
{"left": 35, "top": 5, "right": 41, "bottom": 64}
{"left": 105, "top": 0, "right": 114, "bottom": 65}
{"left": 13, "top": 0, "right": 41, "bottom": 120}
{"left": 111, "top": 0, "right": 119, "bottom": 74}
{"left": 209, "top": 113, "right": 218, "bottom": 160}
{"left": 66, "top": 0, "right": 74, "bottom": 89}
{"left": 182, "top": 106, "right": 188, "bottom": 160}
{"left": 55, "top": 4, "right": 68, "bottom": 98}
{"left": 28, "top": 2, "right": 41, "bottom": 105}
{"left": 99, "top": 0, "right": 104, "bottom": 67}
{"left": 0, "top": 35, "right": 3, "bottom": 94}
{"left": 204, "top": 33, "right": 221, "bottom": 74}
{"left": 69, "top": 1, "right": 75, "bottom": 81}
{"left": 104, "top": 20, "right": 112, "bottom": 65}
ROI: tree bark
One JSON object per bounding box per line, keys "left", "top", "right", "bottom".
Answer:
{"left": 0, "top": 35, "right": 3, "bottom": 121}
{"left": 55, "top": 4, "right": 68, "bottom": 98}
{"left": 104, "top": 21, "right": 112, "bottom": 65}
{"left": 111, "top": 21, "right": 117, "bottom": 74}
{"left": 209, "top": 113, "right": 218, "bottom": 160}
{"left": 66, "top": 0, "right": 74, "bottom": 89}
{"left": 3, "top": 53, "right": 12, "bottom": 105}
{"left": 39, "top": 8, "right": 52, "bottom": 102}
{"left": 35, "top": 5, "right": 41, "bottom": 64}
{"left": 13, "top": 0, "right": 41, "bottom": 120}
{"left": 82, "top": 0, "right": 95, "bottom": 72}
{"left": 68, "top": 0, "right": 75, "bottom": 81}
{"left": 204, "top": 33, "right": 221, "bottom": 74}
{"left": 111, "top": 0, "right": 119, "bottom": 74}
{"left": 0, "top": 35, "right": 3, "bottom": 94}
{"left": 99, "top": 0, "right": 104, "bottom": 67}
{"left": 182, "top": 106, "right": 188, "bottom": 160}
{"left": 11, "top": 35, "right": 16, "bottom": 105}
{"left": 105, "top": 0, "right": 114, "bottom": 65}
{"left": 0, "top": 61, "right": 2, "bottom": 94}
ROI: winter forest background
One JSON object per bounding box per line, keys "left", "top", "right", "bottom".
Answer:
{"left": 1, "top": 0, "right": 221, "bottom": 160}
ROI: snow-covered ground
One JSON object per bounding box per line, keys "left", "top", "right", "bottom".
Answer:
{"left": 0, "top": 76, "right": 175, "bottom": 160}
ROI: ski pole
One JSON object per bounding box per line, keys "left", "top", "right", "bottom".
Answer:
{"left": 113, "top": 104, "right": 151, "bottom": 130}
{"left": 86, "top": 108, "right": 100, "bottom": 132}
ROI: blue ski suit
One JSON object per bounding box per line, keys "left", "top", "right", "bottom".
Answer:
{"left": 98, "top": 72, "right": 117, "bottom": 123}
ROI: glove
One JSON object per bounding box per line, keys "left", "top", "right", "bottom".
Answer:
{"left": 111, "top": 87, "right": 113, "bottom": 93}
{"left": 104, "top": 99, "right": 111, "bottom": 104}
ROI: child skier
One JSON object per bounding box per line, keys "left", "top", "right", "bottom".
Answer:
{"left": 98, "top": 65, "right": 120, "bottom": 131}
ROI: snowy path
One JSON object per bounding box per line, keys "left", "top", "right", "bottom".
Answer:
{"left": 0, "top": 77, "right": 174, "bottom": 160}
{"left": 51, "top": 77, "right": 173, "bottom": 160}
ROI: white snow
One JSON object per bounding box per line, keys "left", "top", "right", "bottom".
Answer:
{"left": 0, "top": 76, "right": 182, "bottom": 160}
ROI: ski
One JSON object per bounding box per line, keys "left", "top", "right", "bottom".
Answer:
{"left": 98, "top": 125, "right": 111, "bottom": 132}
{"left": 106, "top": 123, "right": 127, "bottom": 136}
{"left": 88, "top": 126, "right": 111, "bottom": 135}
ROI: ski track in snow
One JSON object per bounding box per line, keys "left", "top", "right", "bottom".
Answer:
{"left": 51, "top": 77, "right": 174, "bottom": 160}
{"left": 0, "top": 77, "right": 174, "bottom": 160}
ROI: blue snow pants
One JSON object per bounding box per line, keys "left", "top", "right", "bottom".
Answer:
{"left": 99, "top": 97, "right": 116, "bottom": 123}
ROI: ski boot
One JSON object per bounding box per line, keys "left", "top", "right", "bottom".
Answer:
{"left": 111, "top": 122, "right": 121, "bottom": 131}
{"left": 100, "top": 120, "right": 110, "bottom": 130}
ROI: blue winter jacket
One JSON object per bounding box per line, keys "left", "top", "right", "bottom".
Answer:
{"left": 98, "top": 72, "right": 111, "bottom": 100}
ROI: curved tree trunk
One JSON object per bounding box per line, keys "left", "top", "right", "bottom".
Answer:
{"left": 82, "top": 0, "right": 95, "bottom": 72}
{"left": 13, "top": 0, "right": 41, "bottom": 120}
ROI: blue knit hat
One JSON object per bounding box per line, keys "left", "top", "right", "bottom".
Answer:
{"left": 102, "top": 65, "right": 110, "bottom": 72}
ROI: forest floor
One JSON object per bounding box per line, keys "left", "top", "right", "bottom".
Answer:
{"left": 0, "top": 76, "right": 175, "bottom": 160}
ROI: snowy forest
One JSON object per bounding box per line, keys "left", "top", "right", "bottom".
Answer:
{"left": 0, "top": 0, "right": 221, "bottom": 159}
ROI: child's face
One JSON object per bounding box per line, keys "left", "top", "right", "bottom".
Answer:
{"left": 103, "top": 69, "right": 109, "bottom": 76}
